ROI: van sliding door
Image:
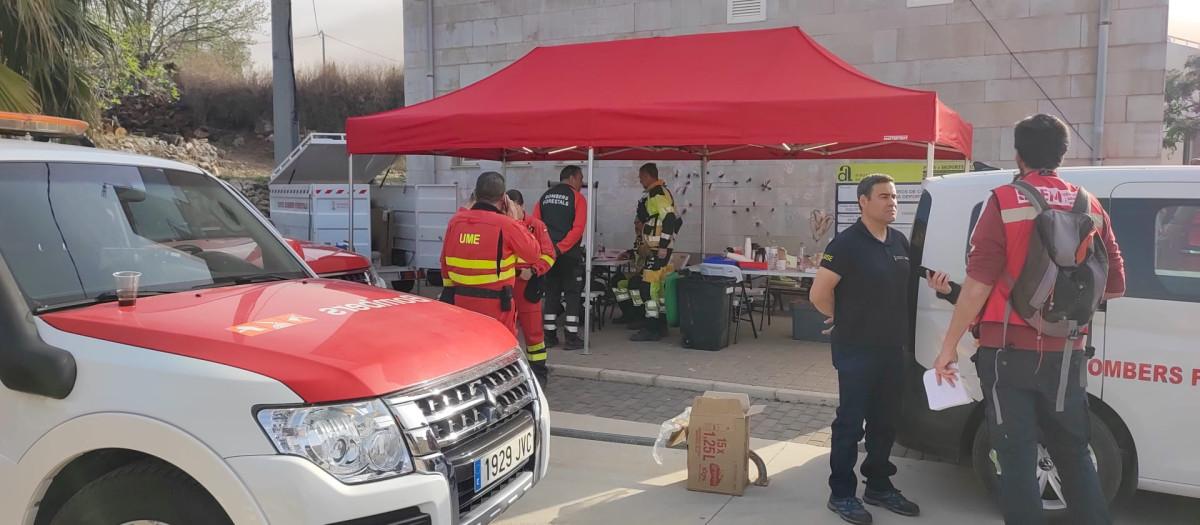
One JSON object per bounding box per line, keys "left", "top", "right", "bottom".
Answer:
{"left": 1103, "top": 182, "right": 1200, "bottom": 489}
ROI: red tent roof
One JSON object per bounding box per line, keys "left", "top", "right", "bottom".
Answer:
{"left": 346, "top": 27, "right": 972, "bottom": 162}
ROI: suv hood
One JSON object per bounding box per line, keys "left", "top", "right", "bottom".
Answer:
{"left": 285, "top": 238, "right": 371, "bottom": 274}
{"left": 40, "top": 280, "right": 517, "bottom": 403}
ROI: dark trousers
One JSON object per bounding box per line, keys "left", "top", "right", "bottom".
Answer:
{"left": 829, "top": 343, "right": 903, "bottom": 498}
{"left": 976, "top": 347, "right": 1111, "bottom": 525}
{"left": 543, "top": 255, "right": 583, "bottom": 340}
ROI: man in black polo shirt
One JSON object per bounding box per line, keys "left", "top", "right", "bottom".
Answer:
{"left": 810, "top": 174, "right": 919, "bottom": 525}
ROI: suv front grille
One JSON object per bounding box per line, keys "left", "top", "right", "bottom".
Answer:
{"left": 408, "top": 361, "right": 532, "bottom": 448}
{"left": 323, "top": 270, "right": 371, "bottom": 285}
{"left": 385, "top": 352, "right": 539, "bottom": 520}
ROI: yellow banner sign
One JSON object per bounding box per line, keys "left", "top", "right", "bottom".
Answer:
{"left": 836, "top": 161, "right": 967, "bottom": 184}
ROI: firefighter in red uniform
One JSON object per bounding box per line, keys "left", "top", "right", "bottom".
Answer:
{"left": 439, "top": 172, "right": 542, "bottom": 337}
{"left": 506, "top": 190, "right": 557, "bottom": 390}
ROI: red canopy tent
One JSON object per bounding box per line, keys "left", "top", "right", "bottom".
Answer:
{"left": 344, "top": 26, "right": 974, "bottom": 351}
{"left": 346, "top": 26, "right": 971, "bottom": 162}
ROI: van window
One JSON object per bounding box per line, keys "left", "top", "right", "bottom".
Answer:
{"left": 1108, "top": 198, "right": 1200, "bottom": 303}
{"left": 907, "top": 190, "right": 933, "bottom": 353}
{"left": 1155, "top": 205, "right": 1200, "bottom": 295}
{"left": 965, "top": 200, "right": 983, "bottom": 265}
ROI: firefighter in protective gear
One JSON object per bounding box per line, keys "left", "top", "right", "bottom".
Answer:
{"left": 611, "top": 219, "right": 652, "bottom": 329}
{"left": 631, "top": 163, "right": 682, "bottom": 342}
{"left": 439, "top": 172, "right": 542, "bottom": 337}
{"left": 533, "top": 165, "right": 588, "bottom": 350}
{"left": 506, "top": 190, "right": 556, "bottom": 391}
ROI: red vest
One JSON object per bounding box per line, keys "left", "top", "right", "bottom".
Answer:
{"left": 978, "top": 172, "right": 1107, "bottom": 335}
{"left": 441, "top": 209, "right": 535, "bottom": 291}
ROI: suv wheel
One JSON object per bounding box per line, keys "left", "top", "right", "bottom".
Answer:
{"left": 50, "top": 459, "right": 232, "bottom": 525}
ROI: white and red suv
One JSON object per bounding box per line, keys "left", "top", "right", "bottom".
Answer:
{"left": 0, "top": 136, "right": 548, "bottom": 525}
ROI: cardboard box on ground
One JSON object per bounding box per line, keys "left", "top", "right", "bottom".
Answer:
{"left": 679, "top": 391, "right": 766, "bottom": 496}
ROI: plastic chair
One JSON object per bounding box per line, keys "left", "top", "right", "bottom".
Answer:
{"left": 698, "top": 263, "right": 761, "bottom": 342}
{"left": 586, "top": 278, "right": 616, "bottom": 332}
{"left": 669, "top": 252, "right": 691, "bottom": 272}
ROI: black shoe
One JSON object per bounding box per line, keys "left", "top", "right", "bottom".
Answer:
{"left": 863, "top": 488, "right": 920, "bottom": 517}
{"left": 564, "top": 336, "right": 584, "bottom": 350}
{"left": 827, "top": 496, "right": 872, "bottom": 525}
{"left": 544, "top": 335, "right": 559, "bottom": 349}
{"left": 530, "top": 362, "right": 549, "bottom": 393}
{"left": 630, "top": 328, "right": 661, "bottom": 341}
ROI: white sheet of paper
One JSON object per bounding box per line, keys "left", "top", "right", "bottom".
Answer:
{"left": 923, "top": 367, "right": 972, "bottom": 411}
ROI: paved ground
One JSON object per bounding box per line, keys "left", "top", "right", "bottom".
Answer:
{"left": 545, "top": 376, "right": 945, "bottom": 462}
{"left": 418, "top": 282, "right": 840, "bottom": 396}
{"left": 552, "top": 307, "right": 841, "bottom": 395}
{"left": 498, "top": 415, "right": 1200, "bottom": 525}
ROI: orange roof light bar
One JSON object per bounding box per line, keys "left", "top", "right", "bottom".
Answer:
{"left": 0, "top": 111, "right": 89, "bottom": 137}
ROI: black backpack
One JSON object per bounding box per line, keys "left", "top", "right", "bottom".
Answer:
{"left": 1003, "top": 179, "right": 1108, "bottom": 411}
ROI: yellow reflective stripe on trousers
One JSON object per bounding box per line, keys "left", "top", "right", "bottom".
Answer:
{"left": 447, "top": 269, "right": 516, "bottom": 285}
{"left": 527, "top": 342, "right": 546, "bottom": 354}
{"left": 445, "top": 255, "right": 516, "bottom": 269}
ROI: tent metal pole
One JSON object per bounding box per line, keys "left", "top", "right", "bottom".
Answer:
{"left": 699, "top": 152, "right": 708, "bottom": 255}
{"left": 925, "top": 142, "right": 935, "bottom": 180}
{"left": 348, "top": 154, "right": 355, "bottom": 253}
{"left": 582, "top": 147, "right": 595, "bottom": 355}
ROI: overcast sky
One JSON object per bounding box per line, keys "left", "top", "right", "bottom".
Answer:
{"left": 1169, "top": 0, "right": 1200, "bottom": 42}
{"left": 247, "top": 0, "right": 1200, "bottom": 71}
{"left": 247, "top": 0, "right": 404, "bottom": 72}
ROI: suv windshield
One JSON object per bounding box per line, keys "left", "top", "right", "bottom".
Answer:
{"left": 0, "top": 162, "right": 308, "bottom": 311}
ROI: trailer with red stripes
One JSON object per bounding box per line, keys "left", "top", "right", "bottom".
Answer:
{"left": 269, "top": 133, "right": 453, "bottom": 293}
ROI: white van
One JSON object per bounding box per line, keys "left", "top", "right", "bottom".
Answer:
{"left": 898, "top": 166, "right": 1200, "bottom": 518}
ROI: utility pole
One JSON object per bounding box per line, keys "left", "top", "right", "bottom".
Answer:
{"left": 1184, "top": 131, "right": 1195, "bottom": 165}
{"left": 271, "top": 0, "right": 299, "bottom": 167}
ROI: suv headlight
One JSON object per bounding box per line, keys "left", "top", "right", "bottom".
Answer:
{"left": 256, "top": 399, "right": 412, "bottom": 483}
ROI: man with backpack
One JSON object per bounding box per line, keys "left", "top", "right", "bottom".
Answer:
{"left": 933, "top": 114, "right": 1126, "bottom": 524}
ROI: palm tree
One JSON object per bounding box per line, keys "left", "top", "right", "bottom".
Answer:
{"left": 0, "top": 0, "right": 133, "bottom": 120}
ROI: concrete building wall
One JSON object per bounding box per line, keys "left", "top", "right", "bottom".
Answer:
{"left": 1167, "top": 38, "right": 1200, "bottom": 72}
{"left": 400, "top": 0, "right": 1168, "bottom": 254}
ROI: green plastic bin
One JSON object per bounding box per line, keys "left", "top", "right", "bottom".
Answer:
{"left": 665, "top": 271, "right": 681, "bottom": 327}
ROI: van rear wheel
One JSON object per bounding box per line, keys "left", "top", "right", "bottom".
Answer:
{"left": 426, "top": 270, "right": 443, "bottom": 287}
{"left": 970, "top": 411, "right": 1123, "bottom": 521}
{"left": 391, "top": 279, "right": 416, "bottom": 293}
{"left": 50, "top": 458, "right": 232, "bottom": 525}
